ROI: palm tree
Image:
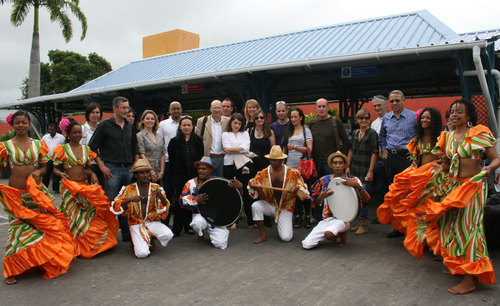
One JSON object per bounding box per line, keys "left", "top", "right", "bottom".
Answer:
{"left": 1, "top": 0, "right": 87, "bottom": 98}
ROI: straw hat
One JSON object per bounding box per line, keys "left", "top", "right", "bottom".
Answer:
{"left": 265, "top": 145, "right": 288, "bottom": 159}
{"left": 327, "top": 151, "right": 349, "bottom": 168}
{"left": 193, "top": 156, "right": 216, "bottom": 170}
{"left": 129, "top": 159, "right": 153, "bottom": 173}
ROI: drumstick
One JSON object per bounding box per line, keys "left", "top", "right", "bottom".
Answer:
{"left": 253, "top": 184, "right": 293, "bottom": 192}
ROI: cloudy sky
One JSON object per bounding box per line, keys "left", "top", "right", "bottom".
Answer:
{"left": 1, "top": 0, "right": 499, "bottom": 104}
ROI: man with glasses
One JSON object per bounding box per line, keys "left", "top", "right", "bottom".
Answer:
{"left": 309, "top": 98, "right": 350, "bottom": 177}
{"left": 379, "top": 90, "right": 416, "bottom": 238}
{"left": 221, "top": 98, "right": 234, "bottom": 118}
{"left": 270, "top": 101, "right": 289, "bottom": 146}
{"left": 196, "top": 99, "right": 230, "bottom": 177}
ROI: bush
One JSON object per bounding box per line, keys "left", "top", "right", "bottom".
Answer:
{"left": 0, "top": 130, "right": 14, "bottom": 142}
{"left": 304, "top": 107, "right": 339, "bottom": 126}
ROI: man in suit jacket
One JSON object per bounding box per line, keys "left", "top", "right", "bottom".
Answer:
{"left": 195, "top": 99, "right": 230, "bottom": 177}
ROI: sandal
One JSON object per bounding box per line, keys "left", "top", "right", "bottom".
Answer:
{"left": 294, "top": 215, "right": 301, "bottom": 229}
{"left": 304, "top": 216, "right": 311, "bottom": 228}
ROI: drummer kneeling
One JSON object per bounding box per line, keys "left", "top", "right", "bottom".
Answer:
{"left": 112, "top": 159, "right": 174, "bottom": 258}
{"left": 180, "top": 157, "right": 242, "bottom": 249}
{"left": 302, "top": 152, "right": 370, "bottom": 249}
{"left": 248, "top": 146, "right": 310, "bottom": 243}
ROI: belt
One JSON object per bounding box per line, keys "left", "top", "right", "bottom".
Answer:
{"left": 209, "top": 154, "right": 225, "bottom": 158}
{"left": 388, "top": 149, "right": 408, "bottom": 155}
{"left": 107, "top": 162, "right": 133, "bottom": 167}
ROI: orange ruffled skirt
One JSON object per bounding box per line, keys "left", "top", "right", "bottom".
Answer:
{"left": 0, "top": 177, "right": 75, "bottom": 279}
{"left": 59, "top": 179, "right": 118, "bottom": 258}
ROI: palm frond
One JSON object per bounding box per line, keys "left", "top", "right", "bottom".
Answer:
{"left": 68, "top": 1, "right": 87, "bottom": 40}
{"left": 48, "top": 5, "right": 72, "bottom": 42}
{"left": 10, "top": 0, "right": 31, "bottom": 26}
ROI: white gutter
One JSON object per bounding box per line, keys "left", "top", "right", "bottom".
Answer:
{"left": 0, "top": 40, "right": 489, "bottom": 108}
{"left": 472, "top": 45, "right": 499, "bottom": 136}
{"left": 461, "top": 69, "right": 500, "bottom": 132}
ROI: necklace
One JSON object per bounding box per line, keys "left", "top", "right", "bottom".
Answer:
{"left": 256, "top": 128, "right": 263, "bottom": 137}
{"left": 358, "top": 129, "right": 366, "bottom": 139}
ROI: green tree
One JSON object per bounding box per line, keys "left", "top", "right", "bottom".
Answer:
{"left": 1, "top": 0, "right": 87, "bottom": 98}
{"left": 21, "top": 49, "right": 112, "bottom": 98}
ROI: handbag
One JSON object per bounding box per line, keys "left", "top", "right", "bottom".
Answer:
{"left": 296, "top": 128, "right": 317, "bottom": 181}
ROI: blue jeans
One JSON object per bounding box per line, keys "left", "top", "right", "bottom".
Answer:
{"left": 316, "top": 161, "right": 333, "bottom": 178}
{"left": 102, "top": 162, "right": 132, "bottom": 241}
{"left": 210, "top": 156, "right": 224, "bottom": 178}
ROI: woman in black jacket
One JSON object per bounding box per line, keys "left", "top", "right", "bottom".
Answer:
{"left": 168, "top": 116, "right": 204, "bottom": 236}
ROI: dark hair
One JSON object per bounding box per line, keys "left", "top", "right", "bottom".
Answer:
{"left": 226, "top": 113, "right": 246, "bottom": 132}
{"left": 12, "top": 110, "right": 31, "bottom": 123}
{"left": 222, "top": 98, "right": 233, "bottom": 107}
{"left": 112, "top": 96, "right": 128, "bottom": 107}
{"left": 414, "top": 107, "right": 442, "bottom": 147}
{"left": 282, "top": 108, "right": 305, "bottom": 148}
{"left": 449, "top": 99, "right": 477, "bottom": 126}
{"left": 48, "top": 123, "right": 57, "bottom": 129}
{"left": 176, "top": 116, "right": 196, "bottom": 138}
{"left": 252, "top": 110, "right": 272, "bottom": 138}
{"left": 64, "top": 118, "right": 81, "bottom": 143}
{"left": 85, "top": 102, "right": 103, "bottom": 122}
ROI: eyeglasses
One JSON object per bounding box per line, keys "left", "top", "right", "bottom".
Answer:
{"left": 181, "top": 115, "right": 192, "bottom": 119}
{"left": 276, "top": 101, "right": 286, "bottom": 106}
{"left": 255, "top": 116, "right": 265, "bottom": 120}
{"left": 389, "top": 99, "right": 402, "bottom": 103}
{"left": 358, "top": 116, "right": 370, "bottom": 120}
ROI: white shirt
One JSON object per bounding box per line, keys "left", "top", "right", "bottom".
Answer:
{"left": 210, "top": 116, "right": 224, "bottom": 154}
{"left": 80, "top": 122, "right": 96, "bottom": 145}
{"left": 371, "top": 117, "right": 383, "bottom": 135}
{"left": 222, "top": 131, "right": 250, "bottom": 166}
{"left": 41, "top": 133, "right": 66, "bottom": 157}
{"left": 157, "top": 117, "right": 179, "bottom": 162}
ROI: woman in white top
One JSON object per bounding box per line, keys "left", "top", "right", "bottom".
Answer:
{"left": 81, "top": 102, "right": 103, "bottom": 183}
{"left": 222, "top": 113, "right": 254, "bottom": 227}
{"left": 81, "top": 102, "right": 102, "bottom": 145}
{"left": 282, "top": 108, "right": 313, "bottom": 228}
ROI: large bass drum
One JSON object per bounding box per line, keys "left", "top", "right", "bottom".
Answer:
{"left": 325, "top": 177, "right": 361, "bottom": 222}
{"left": 197, "top": 178, "right": 243, "bottom": 227}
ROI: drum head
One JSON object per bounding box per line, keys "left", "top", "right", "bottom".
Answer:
{"left": 325, "top": 177, "right": 360, "bottom": 222}
{"left": 198, "top": 178, "right": 243, "bottom": 227}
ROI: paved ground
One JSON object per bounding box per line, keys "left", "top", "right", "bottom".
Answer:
{"left": 0, "top": 179, "right": 498, "bottom": 305}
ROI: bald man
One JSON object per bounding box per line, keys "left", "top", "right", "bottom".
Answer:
{"left": 309, "top": 98, "right": 350, "bottom": 178}
{"left": 196, "top": 99, "right": 230, "bottom": 177}
{"left": 158, "top": 101, "right": 183, "bottom": 224}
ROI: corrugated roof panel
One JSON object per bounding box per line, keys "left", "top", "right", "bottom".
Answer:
{"left": 68, "top": 10, "right": 499, "bottom": 94}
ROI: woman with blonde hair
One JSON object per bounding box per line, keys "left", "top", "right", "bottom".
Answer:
{"left": 137, "top": 110, "right": 166, "bottom": 184}
{"left": 347, "top": 108, "right": 379, "bottom": 235}
{"left": 244, "top": 99, "right": 261, "bottom": 129}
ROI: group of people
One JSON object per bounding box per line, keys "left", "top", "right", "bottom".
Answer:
{"left": 0, "top": 92, "right": 497, "bottom": 295}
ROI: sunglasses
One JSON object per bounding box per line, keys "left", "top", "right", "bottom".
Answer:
{"left": 255, "top": 116, "right": 265, "bottom": 120}
{"left": 389, "top": 99, "right": 402, "bottom": 103}
{"left": 275, "top": 101, "right": 286, "bottom": 106}
{"left": 358, "top": 116, "right": 370, "bottom": 120}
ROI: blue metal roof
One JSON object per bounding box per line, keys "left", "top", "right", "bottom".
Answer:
{"left": 71, "top": 10, "right": 458, "bottom": 93}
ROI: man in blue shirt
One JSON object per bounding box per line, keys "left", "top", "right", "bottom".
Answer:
{"left": 379, "top": 90, "right": 416, "bottom": 238}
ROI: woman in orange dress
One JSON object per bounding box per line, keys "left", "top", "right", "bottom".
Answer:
{"left": 53, "top": 119, "right": 118, "bottom": 258}
{"left": 0, "top": 111, "right": 74, "bottom": 285}
{"left": 417, "top": 100, "right": 499, "bottom": 294}
{"left": 377, "top": 107, "right": 442, "bottom": 234}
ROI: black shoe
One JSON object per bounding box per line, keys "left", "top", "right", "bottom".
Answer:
{"left": 372, "top": 217, "right": 380, "bottom": 224}
{"left": 385, "top": 229, "right": 404, "bottom": 238}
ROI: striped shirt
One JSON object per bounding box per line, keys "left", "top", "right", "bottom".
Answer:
{"left": 379, "top": 108, "right": 416, "bottom": 151}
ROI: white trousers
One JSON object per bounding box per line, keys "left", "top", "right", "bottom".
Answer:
{"left": 251, "top": 200, "right": 293, "bottom": 242}
{"left": 302, "top": 217, "right": 350, "bottom": 249}
{"left": 130, "top": 221, "right": 174, "bottom": 258}
{"left": 190, "top": 214, "right": 229, "bottom": 249}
